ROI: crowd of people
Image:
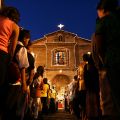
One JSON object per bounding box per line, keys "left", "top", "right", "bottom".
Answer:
{"left": 0, "top": 0, "right": 120, "bottom": 120}
{"left": 64, "top": 0, "right": 120, "bottom": 120}
{"left": 29, "top": 66, "right": 57, "bottom": 120}
{"left": 64, "top": 53, "right": 100, "bottom": 120}
{"left": 0, "top": 5, "right": 58, "bottom": 120}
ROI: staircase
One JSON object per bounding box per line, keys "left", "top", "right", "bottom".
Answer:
{"left": 40, "top": 109, "right": 78, "bottom": 120}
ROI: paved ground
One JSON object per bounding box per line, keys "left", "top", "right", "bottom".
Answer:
{"left": 39, "top": 109, "right": 78, "bottom": 120}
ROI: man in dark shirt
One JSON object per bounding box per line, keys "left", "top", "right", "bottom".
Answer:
{"left": 92, "top": 0, "right": 120, "bottom": 119}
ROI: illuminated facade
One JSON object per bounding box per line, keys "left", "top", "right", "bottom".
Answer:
{"left": 31, "top": 30, "right": 91, "bottom": 91}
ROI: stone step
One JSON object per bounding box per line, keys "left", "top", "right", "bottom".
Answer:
{"left": 39, "top": 110, "right": 78, "bottom": 120}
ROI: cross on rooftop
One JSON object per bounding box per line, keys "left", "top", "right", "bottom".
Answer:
{"left": 58, "top": 24, "right": 64, "bottom": 30}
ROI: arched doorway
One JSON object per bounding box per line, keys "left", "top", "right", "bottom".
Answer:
{"left": 51, "top": 74, "right": 71, "bottom": 109}
{"left": 51, "top": 74, "right": 70, "bottom": 91}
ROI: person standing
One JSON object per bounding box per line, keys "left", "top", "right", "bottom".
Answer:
{"left": 83, "top": 53, "right": 100, "bottom": 120}
{"left": 5, "top": 29, "right": 30, "bottom": 120}
{"left": 15, "top": 29, "right": 30, "bottom": 120}
{"left": 71, "top": 75, "right": 81, "bottom": 120}
{"left": 31, "top": 66, "right": 44, "bottom": 119}
{"left": 92, "top": 0, "right": 120, "bottom": 119}
{"left": 41, "top": 78, "right": 50, "bottom": 115}
{"left": 0, "top": 6, "right": 20, "bottom": 119}
{"left": 26, "top": 40, "right": 35, "bottom": 87}
{"left": 23, "top": 40, "right": 35, "bottom": 120}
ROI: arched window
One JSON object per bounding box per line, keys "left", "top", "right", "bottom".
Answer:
{"left": 59, "top": 35, "right": 63, "bottom": 41}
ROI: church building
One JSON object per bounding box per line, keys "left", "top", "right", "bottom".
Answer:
{"left": 31, "top": 26, "right": 91, "bottom": 91}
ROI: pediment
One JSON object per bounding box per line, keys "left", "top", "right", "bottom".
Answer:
{"left": 45, "top": 30, "right": 77, "bottom": 37}
{"left": 31, "top": 37, "right": 46, "bottom": 46}
{"left": 31, "top": 30, "right": 91, "bottom": 46}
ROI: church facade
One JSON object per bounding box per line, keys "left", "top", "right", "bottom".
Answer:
{"left": 31, "top": 30, "right": 91, "bottom": 91}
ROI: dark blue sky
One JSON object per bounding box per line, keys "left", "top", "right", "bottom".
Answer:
{"left": 5, "top": 0, "right": 99, "bottom": 41}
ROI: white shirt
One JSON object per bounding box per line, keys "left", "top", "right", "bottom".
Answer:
{"left": 16, "top": 41, "right": 29, "bottom": 69}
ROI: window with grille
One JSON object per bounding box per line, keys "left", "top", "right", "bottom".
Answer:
{"left": 52, "top": 48, "right": 69, "bottom": 66}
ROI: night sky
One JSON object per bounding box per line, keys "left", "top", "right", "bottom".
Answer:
{"left": 5, "top": 0, "right": 100, "bottom": 41}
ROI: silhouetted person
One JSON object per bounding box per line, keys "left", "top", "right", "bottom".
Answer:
{"left": 5, "top": 29, "right": 30, "bottom": 120}
{"left": 83, "top": 53, "right": 100, "bottom": 120}
{"left": 0, "top": 6, "right": 20, "bottom": 119}
{"left": 92, "top": 0, "right": 120, "bottom": 119}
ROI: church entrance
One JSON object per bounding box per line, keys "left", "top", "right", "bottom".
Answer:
{"left": 51, "top": 74, "right": 70, "bottom": 91}
{"left": 51, "top": 74, "right": 71, "bottom": 109}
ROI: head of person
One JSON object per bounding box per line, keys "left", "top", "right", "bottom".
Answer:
{"left": 43, "top": 78, "right": 48, "bottom": 84}
{"left": 83, "top": 53, "right": 90, "bottom": 62}
{"left": 18, "top": 28, "right": 31, "bottom": 47}
{"left": 37, "top": 66, "right": 44, "bottom": 76}
{"left": 83, "top": 53, "right": 94, "bottom": 64}
{"left": 33, "top": 66, "right": 44, "bottom": 80}
{"left": 0, "top": 6, "right": 20, "bottom": 24}
{"left": 96, "top": 0, "right": 119, "bottom": 18}
{"left": 74, "top": 75, "right": 78, "bottom": 81}
{"left": 52, "top": 86, "right": 55, "bottom": 89}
